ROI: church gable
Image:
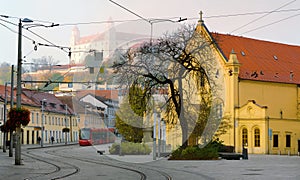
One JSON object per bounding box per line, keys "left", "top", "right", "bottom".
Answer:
{"left": 237, "top": 100, "right": 267, "bottom": 119}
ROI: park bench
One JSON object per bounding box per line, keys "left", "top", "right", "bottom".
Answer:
{"left": 97, "top": 150, "right": 105, "bottom": 155}
{"left": 219, "top": 152, "right": 243, "bottom": 160}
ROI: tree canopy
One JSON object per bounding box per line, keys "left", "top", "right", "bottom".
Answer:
{"left": 112, "top": 24, "right": 226, "bottom": 148}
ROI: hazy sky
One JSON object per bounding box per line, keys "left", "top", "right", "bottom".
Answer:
{"left": 0, "top": 0, "right": 299, "bottom": 65}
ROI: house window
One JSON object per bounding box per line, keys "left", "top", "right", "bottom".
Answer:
{"left": 242, "top": 128, "right": 248, "bottom": 146}
{"left": 31, "top": 112, "right": 35, "bottom": 124}
{"left": 68, "top": 83, "right": 73, "bottom": 88}
{"left": 45, "top": 130, "right": 48, "bottom": 142}
{"left": 273, "top": 134, "right": 279, "bottom": 147}
{"left": 286, "top": 134, "right": 291, "bottom": 147}
{"left": 36, "top": 112, "right": 39, "bottom": 125}
{"left": 254, "top": 128, "right": 260, "bottom": 147}
{"left": 49, "top": 116, "right": 51, "bottom": 125}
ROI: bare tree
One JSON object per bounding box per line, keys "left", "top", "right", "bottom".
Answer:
{"left": 112, "top": 24, "right": 225, "bottom": 148}
{"left": 30, "top": 56, "right": 60, "bottom": 72}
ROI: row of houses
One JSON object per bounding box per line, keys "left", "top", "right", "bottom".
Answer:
{"left": 0, "top": 86, "right": 118, "bottom": 146}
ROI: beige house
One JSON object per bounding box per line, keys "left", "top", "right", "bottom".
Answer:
{"left": 0, "top": 86, "right": 78, "bottom": 146}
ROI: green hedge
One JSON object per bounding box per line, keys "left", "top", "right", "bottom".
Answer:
{"left": 109, "top": 142, "right": 151, "bottom": 155}
{"left": 169, "top": 141, "right": 222, "bottom": 160}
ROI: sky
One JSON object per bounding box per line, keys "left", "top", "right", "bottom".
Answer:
{"left": 0, "top": 0, "right": 300, "bottom": 65}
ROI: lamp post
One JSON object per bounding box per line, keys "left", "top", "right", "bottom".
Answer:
{"left": 41, "top": 99, "right": 47, "bottom": 147}
{"left": 65, "top": 104, "right": 68, "bottom": 145}
{"left": 16, "top": 17, "right": 33, "bottom": 165}
{"left": 9, "top": 65, "right": 14, "bottom": 157}
{"left": 2, "top": 82, "right": 8, "bottom": 153}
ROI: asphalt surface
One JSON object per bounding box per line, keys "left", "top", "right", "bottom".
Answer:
{"left": 1, "top": 143, "right": 300, "bottom": 180}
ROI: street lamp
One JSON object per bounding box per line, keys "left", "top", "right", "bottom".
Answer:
{"left": 2, "top": 82, "right": 9, "bottom": 153}
{"left": 15, "top": 17, "right": 33, "bottom": 165}
{"left": 41, "top": 99, "right": 47, "bottom": 147}
{"left": 65, "top": 104, "right": 68, "bottom": 145}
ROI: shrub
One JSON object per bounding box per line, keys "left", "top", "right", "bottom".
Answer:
{"left": 169, "top": 141, "right": 221, "bottom": 160}
{"left": 109, "top": 142, "right": 151, "bottom": 155}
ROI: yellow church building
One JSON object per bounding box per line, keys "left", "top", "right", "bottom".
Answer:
{"left": 166, "top": 16, "right": 300, "bottom": 155}
{"left": 202, "top": 17, "right": 300, "bottom": 155}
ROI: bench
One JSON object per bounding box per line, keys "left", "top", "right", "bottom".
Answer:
{"left": 219, "top": 152, "right": 243, "bottom": 160}
{"left": 97, "top": 150, "right": 105, "bottom": 155}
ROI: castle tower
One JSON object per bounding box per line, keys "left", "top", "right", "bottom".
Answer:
{"left": 70, "top": 26, "right": 80, "bottom": 46}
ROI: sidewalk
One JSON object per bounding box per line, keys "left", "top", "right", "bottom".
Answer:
{"left": 0, "top": 142, "right": 78, "bottom": 180}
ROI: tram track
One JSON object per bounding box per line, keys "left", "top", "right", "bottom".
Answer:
{"left": 46, "top": 146, "right": 172, "bottom": 180}
{"left": 23, "top": 149, "right": 81, "bottom": 180}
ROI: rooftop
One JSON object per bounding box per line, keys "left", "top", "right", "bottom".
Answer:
{"left": 211, "top": 33, "right": 300, "bottom": 84}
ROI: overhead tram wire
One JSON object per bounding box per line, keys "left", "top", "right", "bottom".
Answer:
{"left": 240, "top": 12, "right": 300, "bottom": 35}
{"left": 57, "top": 18, "right": 146, "bottom": 27}
{"left": 230, "top": 0, "right": 297, "bottom": 34}
{"left": 0, "top": 16, "right": 70, "bottom": 55}
{"left": 0, "top": 19, "right": 39, "bottom": 42}
{"left": 24, "top": 28, "right": 70, "bottom": 54}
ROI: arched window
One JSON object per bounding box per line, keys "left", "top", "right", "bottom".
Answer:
{"left": 254, "top": 128, "right": 260, "bottom": 147}
{"left": 242, "top": 128, "right": 248, "bottom": 146}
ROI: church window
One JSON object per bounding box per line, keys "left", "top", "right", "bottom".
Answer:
{"left": 242, "top": 128, "right": 248, "bottom": 146}
{"left": 273, "top": 134, "right": 278, "bottom": 147}
{"left": 286, "top": 134, "right": 291, "bottom": 147}
{"left": 254, "top": 128, "right": 260, "bottom": 147}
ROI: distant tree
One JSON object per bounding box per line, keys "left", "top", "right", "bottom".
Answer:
{"left": 29, "top": 56, "right": 59, "bottom": 72}
{"left": 0, "top": 62, "right": 11, "bottom": 85}
{"left": 115, "top": 84, "right": 147, "bottom": 143}
{"left": 112, "top": 24, "right": 224, "bottom": 148}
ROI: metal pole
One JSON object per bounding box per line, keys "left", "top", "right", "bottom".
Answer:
{"left": 158, "top": 113, "right": 161, "bottom": 158}
{"left": 153, "top": 110, "right": 156, "bottom": 160}
{"left": 9, "top": 65, "right": 14, "bottom": 157}
{"left": 41, "top": 99, "right": 46, "bottom": 147}
{"left": 15, "top": 19, "right": 22, "bottom": 165}
{"left": 2, "top": 83, "right": 8, "bottom": 152}
{"left": 65, "top": 104, "right": 67, "bottom": 144}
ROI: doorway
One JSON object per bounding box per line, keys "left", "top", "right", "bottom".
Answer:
{"left": 298, "top": 140, "right": 300, "bottom": 154}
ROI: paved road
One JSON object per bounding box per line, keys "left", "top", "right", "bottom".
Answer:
{"left": 1, "top": 143, "right": 300, "bottom": 180}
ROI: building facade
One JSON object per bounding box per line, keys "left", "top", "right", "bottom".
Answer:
{"left": 166, "top": 18, "right": 300, "bottom": 155}
{"left": 0, "top": 86, "right": 79, "bottom": 146}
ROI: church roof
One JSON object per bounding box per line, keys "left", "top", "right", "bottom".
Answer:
{"left": 211, "top": 33, "right": 300, "bottom": 84}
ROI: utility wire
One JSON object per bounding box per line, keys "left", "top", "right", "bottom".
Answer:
{"left": 0, "top": 20, "right": 36, "bottom": 42}
{"left": 201, "top": 8, "right": 300, "bottom": 19}
{"left": 240, "top": 13, "right": 300, "bottom": 35}
{"left": 230, "top": 0, "right": 297, "bottom": 33}
{"left": 25, "top": 28, "right": 69, "bottom": 53}
{"left": 58, "top": 19, "right": 143, "bottom": 26}
{"left": 0, "top": 17, "right": 69, "bottom": 54}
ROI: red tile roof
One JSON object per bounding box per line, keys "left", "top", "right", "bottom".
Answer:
{"left": 0, "top": 85, "right": 39, "bottom": 106}
{"left": 77, "top": 33, "right": 105, "bottom": 45}
{"left": 22, "top": 89, "right": 74, "bottom": 114}
{"left": 211, "top": 33, "right": 300, "bottom": 84}
{"left": 75, "top": 90, "right": 118, "bottom": 100}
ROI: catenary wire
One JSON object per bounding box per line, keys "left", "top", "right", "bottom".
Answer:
{"left": 240, "top": 12, "right": 300, "bottom": 35}
{"left": 230, "top": 0, "right": 297, "bottom": 33}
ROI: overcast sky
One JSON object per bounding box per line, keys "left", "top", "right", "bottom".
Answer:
{"left": 0, "top": 0, "right": 299, "bottom": 65}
